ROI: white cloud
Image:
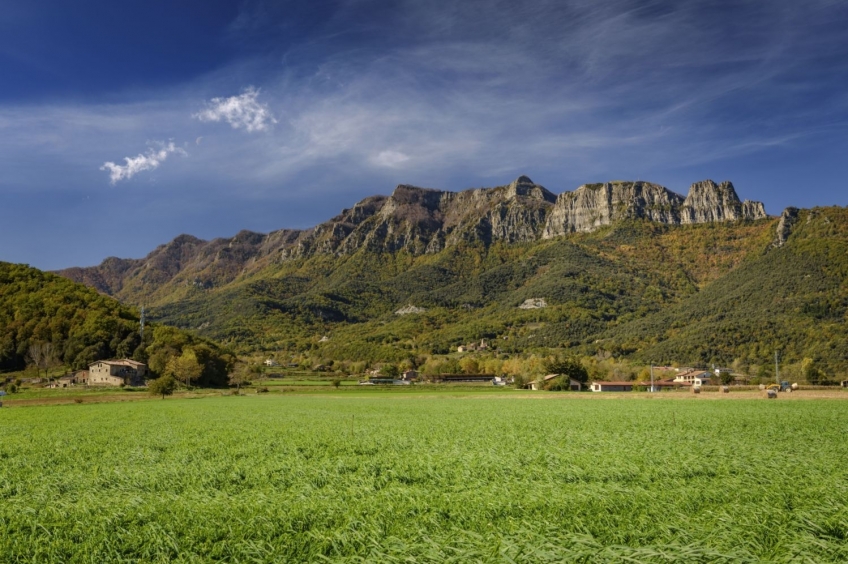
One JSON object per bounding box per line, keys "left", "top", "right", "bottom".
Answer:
{"left": 372, "top": 150, "right": 410, "bottom": 168}
{"left": 193, "top": 87, "right": 277, "bottom": 132}
{"left": 100, "top": 141, "right": 186, "bottom": 184}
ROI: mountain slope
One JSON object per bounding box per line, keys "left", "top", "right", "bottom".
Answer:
{"left": 0, "top": 262, "right": 234, "bottom": 384}
{"left": 602, "top": 206, "right": 848, "bottom": 373}
{"left": 57, "top": 176, "right": 765, "bottom": 307}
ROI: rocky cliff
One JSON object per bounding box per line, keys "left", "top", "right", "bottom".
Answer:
{"left": 542, "top": 179, "right": 766, "bottom": 237}
{"left": 57, "top": 175, "right": 767, "bottom": 301}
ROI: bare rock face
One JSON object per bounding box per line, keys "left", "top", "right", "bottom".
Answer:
{"left": 680, "top": 180, "right": 766, "bottom": 224}
{"left": 774, "top": 207, "right": 800, "bottom": 247}
{"left": 542, "top": 181, "right": 684, "bottom": 237}
{"left": 57, "top": 175, "right": 769, "bottom": 302}
{"left": 285, "top": 176, "right": 556, "bottom": 258}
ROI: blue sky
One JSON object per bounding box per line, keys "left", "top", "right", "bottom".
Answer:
{"left": 2, "top": 0, "right": 848, "bottom": 270}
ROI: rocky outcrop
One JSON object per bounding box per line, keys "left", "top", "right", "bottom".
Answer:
{"left": 680, "top": 180, "right": 766, "bottom": 224}
{"left": 57, "top": 175, "right": 769, "bottom": 303}
{"left": 286, "top": 176, "right": 556, "bottom": 258}
{"left": 542, "top": 181, "right": 684, "bottom": 237}
{"left": 774, "top": 207, "right": 800, "bottom": 247}
{"left": 543, "top": 179, "right": 766, "bottom": 237}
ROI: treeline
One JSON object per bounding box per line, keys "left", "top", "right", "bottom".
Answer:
{"left": 0, "top": 263, "right": 235, "bottom": 385}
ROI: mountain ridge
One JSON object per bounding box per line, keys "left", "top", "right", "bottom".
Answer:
{"left": 57, "top": 176, "right": 767, "bottom": 302}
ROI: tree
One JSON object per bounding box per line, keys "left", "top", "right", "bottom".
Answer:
{"left": 719, "top": 371, "right": 734, "bottom": 385}
{"left": 228, "top": 362, "right": 260, "bottom": 391}
{"left": 148, "top": 375, "right": 177, "bottom": 399}
{"left": 380, "top": 364, "right": 400, "bottom": 378}
{"left": 27, "top": 342, "right": 59, "bottom": 378}
{"left": 166, "top": 348, "right": 203, "bottom": 388}
{"left": 802, "top": 358, "right": 824, "bottom": 385}
{"left": 459, "top": 356, "right": 480, "bottom": 375}
{"left": 543, "top": 356, "right": 589, "bottom": 384}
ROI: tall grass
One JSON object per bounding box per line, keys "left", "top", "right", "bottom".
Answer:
{"left": 1, "top": 396, "right": 846, "bottom": 562}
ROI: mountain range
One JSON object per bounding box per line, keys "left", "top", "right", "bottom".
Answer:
{"left": 54, "top": 177, "right": 848, "bottom": 375}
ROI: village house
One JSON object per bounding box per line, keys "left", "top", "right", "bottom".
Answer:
{"left": 401, "top": 369, "right": 418, "bottom": 381}
{"left": 673, "top": 369, "right": 712, "bottom": 387}
{"left": 527, "top": 374, "right": 583, "bottom": 391}
{"left": 88, "top": 359, "right": 147, "bottom": 386}
{"left": 50, "top": 370, "right": 88, "bottom": 388}
{"left": 457, "top": 339, "right": 488, "bottom": 353}
{"left": 264, "top": 359, "right": 279, "bottom": 367}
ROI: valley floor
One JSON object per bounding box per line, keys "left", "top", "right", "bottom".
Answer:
{"left": 1, "top": 394, "right": 847, "bottom": 562}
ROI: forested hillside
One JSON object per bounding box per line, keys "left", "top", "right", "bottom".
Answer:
{"left": 604, "top": 207, "right": 848, "bottom": 374}
{"left": 50, "top": 174, "right": 848, "bottom": 379}
{"left": 0, "top": 263, "right": 235, "bottom": 385}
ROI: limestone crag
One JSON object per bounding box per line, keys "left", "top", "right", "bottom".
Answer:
{"left": 57, "top": 175, "right": 769, "bottom": 303}
{"left": 542, "top": 181, "right": 684, "bottom": 237}
{"left": 774, "top": 207, "right": 800, "bottom": 247}
{"left": 680, "top": 180, "right": 766, "bottom": 224}
{"left": 286, "top": 176, "right": 557, "bottom": 258}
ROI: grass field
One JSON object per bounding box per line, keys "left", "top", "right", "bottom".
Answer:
{"left": 2, "top": 394, "right": 847, "bottom": 562}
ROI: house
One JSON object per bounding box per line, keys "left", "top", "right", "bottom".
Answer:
{"left": 50, "top": 371, "right": 87, "bottom": 388}
{"left": 526, "top": 375, "right": 582, "bottom": 391}
{"left": 401, "top": 369, "right": 418, "bottom": 381}
{"left": 590, "top": 381, "right": 634, "bottom": 392}
{"left": 264, "top": 359, "right": 279, "bottom": 367}
{"left": 673, "top": 369, "right": 711, "bottom": 387}
{"left": 88, "top": 359, "right": 147, "bottom": 386}
{"left": 543, "top": 374, "right": 582, "bottom": 391}
{"left": 639, "top": 378, "right": 689, "bottom": 391}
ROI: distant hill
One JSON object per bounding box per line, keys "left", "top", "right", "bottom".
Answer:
{"left": 53, "top": 176, "right": 848, "bottom": 375}
{"left": 0, "top": 262, "right": 234, "bottom": 384}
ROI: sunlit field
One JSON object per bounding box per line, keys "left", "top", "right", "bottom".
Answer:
{"left": 2, "top": 394, "right": 847, "bottom": 562}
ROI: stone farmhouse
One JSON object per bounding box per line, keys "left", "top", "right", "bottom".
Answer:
{"left": 88, "top": 359, "right": 147, "bottom": 386}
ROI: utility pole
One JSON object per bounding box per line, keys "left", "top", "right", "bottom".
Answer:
{"left": 650, "top": 363, "right": 655, "bottom": 393}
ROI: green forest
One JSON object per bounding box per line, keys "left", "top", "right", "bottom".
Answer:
{"left": 137, "top": 209, "right": 847, "bottom": 379}
{"left": 0, "top": 263, "right": 235, "bottom": 385}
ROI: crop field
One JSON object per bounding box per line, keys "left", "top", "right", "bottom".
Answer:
{"left": 1, "top": 394, "right": 847, "bottom": 563}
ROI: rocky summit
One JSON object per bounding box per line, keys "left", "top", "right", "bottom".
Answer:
{"left": 285, "top": 176, "right": 765, "bottom": 258}
{"left": 57, "top": 176, "right": 767, "bottom": 301}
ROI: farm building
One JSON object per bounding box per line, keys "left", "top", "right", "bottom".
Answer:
{"left": 88, "top": 359, "right": 147, "bottom": 386}
{"left": 527, "top": 375, "right": 583, "bottom": 390}
{"left": 590, "top": 381, "right": 634, "bottom": 392}
{"left": 433, "top": 374, "right": 496, "bottom": 383}
{"left": 50, "top": 371, "right": 88, "bottom": 388}
{"left": 673, "top": 370, "right": 712, "bottom": 387}
{"left": 401, "top": 369, "right": 418, "bottom": 381}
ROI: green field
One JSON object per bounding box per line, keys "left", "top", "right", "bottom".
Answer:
{"left": 2, "top": 394, "right": 847, "bottom": 562}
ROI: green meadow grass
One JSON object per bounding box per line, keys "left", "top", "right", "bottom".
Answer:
{"left": 1, "top": 395, "right": 846, "bottom": 562}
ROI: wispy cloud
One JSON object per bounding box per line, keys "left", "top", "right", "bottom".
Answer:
{"left": 100, "top": 141, "right": 186, "bottom": 184}
{"left": 193, "top": 87, "right": 277, "bottom": 132}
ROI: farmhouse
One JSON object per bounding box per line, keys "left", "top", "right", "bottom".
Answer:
{"left": 264, "top": 359, "right": 279, "bottom": 367}
{"left": 590, "top": 381, "right": 634, "bottom": 392}
{"left": 401, "top": 369, "right": 418, "bottom": 381}
{"left": 673, "top": 369, "right": 711, "bottom": 387}
{"left": 88, "top": 359, "right": 147, "bottom": 386}
{"left": 49, "top": 370, "right": 88, "bottom": 388}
